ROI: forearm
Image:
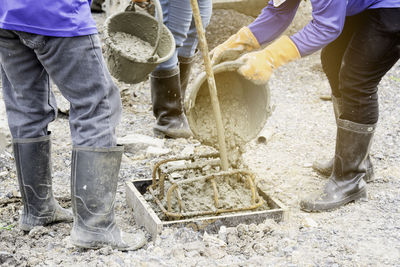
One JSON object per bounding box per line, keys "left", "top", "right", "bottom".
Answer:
{"left": 249, "top": 0, "right": 347, "bottom": 57}
{"left": 248, "top": 0, "right": 300, "bottom": 45}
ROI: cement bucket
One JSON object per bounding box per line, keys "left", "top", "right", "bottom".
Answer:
{"left": 185, "top": 62, "right": 271, "bottom": 148}
{"left": 104, "top": 10, "right": 175, "bottom": 84}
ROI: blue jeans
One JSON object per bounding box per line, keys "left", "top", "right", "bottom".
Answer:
{"left": 156, "top": 0, "right": 212, "bottom": 70}
{"left": 0, "top": 30, "right": 122, "bottom": 147}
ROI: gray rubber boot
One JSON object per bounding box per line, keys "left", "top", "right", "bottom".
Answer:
{"left": 301, "top": 119, "right": 375, "bottom": 212}
{"left": 150, "top": 67, "right": 192, "bottom": 138}
{"left": 13, "top": 135, "right": 73, "bottom": 231}
{"left": 312, "top": 96, "right": 374, "bottom": 182}
{"left": 70, "top": 146, "right": 146, "bottom": 251}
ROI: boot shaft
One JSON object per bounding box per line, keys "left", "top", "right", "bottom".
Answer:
{"left": 71, "top": 146, "right": 123, "bottom": 229}
{"left": 70, "top": 145, "right": 146, "bottom": 250}
{"left": 300, "top": 119, "right": 374, "bottom": 212}
{"left": 333, "top": 119, "right": 376, "bottom": 179}
{"left": 13, "top": 134, "right": 72, "bottom": 230}
{"left": 150, "top": 67, "right": 184, "bottom": 122}
{"left": 178, "top": 55, "right": 195, "bottom": 96}
{"left": 13, "top": 135, "right": 54, "bottom": 217}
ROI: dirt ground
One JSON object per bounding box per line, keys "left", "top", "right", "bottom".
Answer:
{"left": 1, "top": 6, "right": 400, "bottom": 267}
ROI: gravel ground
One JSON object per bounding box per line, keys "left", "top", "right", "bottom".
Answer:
{"left": 1, "top": 7, "right": 400, "bottom": 267}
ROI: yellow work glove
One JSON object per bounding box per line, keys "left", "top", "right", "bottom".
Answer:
{"left": 210, "top": 27, "right": 260, "bottom": 66}
{"left": 237, "top": 35, "right": 300, "bottom": 85}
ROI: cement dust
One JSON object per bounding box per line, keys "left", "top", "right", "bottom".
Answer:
{"left": 109, "top": 31, "right": 158, "bottom": 61}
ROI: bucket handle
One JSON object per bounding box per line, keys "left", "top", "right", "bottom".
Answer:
{"left": 151, "top": 0, "right": 163, "bottom": 58}
{"left": 125, "top": 0, "right": 163, "bottom": 60}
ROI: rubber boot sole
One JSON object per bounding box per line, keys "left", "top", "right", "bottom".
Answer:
{"left": 153, "top": 126, "right": 192, "bottom": 139}
{"left": 72, "top": 236, "right": 146, "bottom": 251}
{"left": 71, "top": 230, "right": 146, "bottom": 251}
{"left": 300, "top": 188, "right": 368, "bottom": 213}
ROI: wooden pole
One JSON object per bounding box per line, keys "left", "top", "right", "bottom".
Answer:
{"left": 189, "top": 0, "right": 229, "bottom": 171}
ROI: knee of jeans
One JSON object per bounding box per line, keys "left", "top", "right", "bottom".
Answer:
{"left": 178, "top": 41, "right": 197, "bottom": 58}
{"left": 155, "top": 51, "right": 179, "bottom": 71}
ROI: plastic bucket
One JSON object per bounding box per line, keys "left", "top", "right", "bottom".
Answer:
{"left": 185, "top": 62, "right": 271, "bottom": 147}
{"left": 104, "top": 11, "right": 175, "bottom": 84}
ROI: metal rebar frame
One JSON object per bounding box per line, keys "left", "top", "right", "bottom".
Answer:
{"left": 147, "top": 153, "right": 264, "bottom": 219}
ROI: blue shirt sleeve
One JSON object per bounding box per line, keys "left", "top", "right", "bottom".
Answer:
{"left": 248, "top": 0, "right": 347, "bottom": 57}
{"left": 291, "top": 0, "right": 346, "bottom": 56}
{"left": 248, "top": 0, "right": 300, "bottom": 46}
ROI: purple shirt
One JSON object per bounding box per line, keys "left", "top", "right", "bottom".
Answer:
{"left": 249, "top": 0, "right": 400, "bottom": 56}
{"left": 0, "top": 0, "right": 97, "bottom": 37}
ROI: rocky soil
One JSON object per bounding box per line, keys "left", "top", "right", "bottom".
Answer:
{"left": 1, "top": 5, "right": 400, "bottom": 267}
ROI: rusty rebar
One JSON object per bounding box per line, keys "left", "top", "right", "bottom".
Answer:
{"left": 210, "top": 178, "right": 219, "bottom": 208}
{"left": 175, "top": 188, "right": 184, "bottom": 212}
{"left": 152, "top": 153, "right": 220, "bottom": 188}
{"left": 167, "top": 183, "right": 178, "bottom": 212}
{"left": 159, "top": 173, "right": 166, "bottom": 199}
{"left": 149, "top": 155, "right": 263, "bottom": 219}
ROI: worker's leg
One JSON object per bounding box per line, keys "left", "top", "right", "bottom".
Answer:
{"left": 178, "top": 0, "right": 212, "bottom": 58}
{"left": 150, "top": 0, "right": 193, "bottom": 138}
{"left": 33, "top": 34, "right": 121, "bottom": 147}
{"left": 0, "top": 31, "right": 56, "bottom": 139}
{"left": 30, "top": 33, "right": 144, "bottom": 250}
{"left": 301, "top": 8, "right": 400, "bottom": 212}
{"left": 157, "top": 0, "right": 194, "bottom": 71}
{"left": 178, "top": 0, "right": 213, "bottom": 94}
{"left": 320, "top": 12, "right": 368, "bottom": 98}
{"left": 340, "top": 8, "right": 400, "bottom": 125}
{"left": 0, "top": 29, "right": 72, "bottom": 230}
{"left": 313, "top": 11, "right": 373, "bottom": 179}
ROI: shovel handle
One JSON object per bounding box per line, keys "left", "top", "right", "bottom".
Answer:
{"left": 190, "top": 0, "right": 229, "bottom": 171}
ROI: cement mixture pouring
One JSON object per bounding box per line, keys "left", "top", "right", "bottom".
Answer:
{"left": 142, "top": 0, "right": 273, "bottom": 221}
{"left": 185, "top": 61, "right": 271, "bottom": 164}
{"left": 189, "top": 0, "right": 230, "bottom": 171}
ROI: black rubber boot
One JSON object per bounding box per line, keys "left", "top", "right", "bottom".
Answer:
{"left": 13, "top": 135, "right": 73, "bottom": 231}
{"left": 301, "top": 119, "right": 376, "bottom": 212}
{"left": 150, "top": 67, "right": 192, "bottom": 138}
{"left": 70, "top": 146, "right": 146, "bottom": 251}
{"left": 90, "top": 0, "right": 104, "bottom": 13}
{"left": 178, "top": 56, "right": 195, "bottom": 97}
{"left": 312, "top": 96, "right": 374, "bottom": 182}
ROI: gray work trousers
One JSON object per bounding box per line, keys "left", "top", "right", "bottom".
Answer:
{"left": 0, "top": 29, "right": 121, "bottom": 147}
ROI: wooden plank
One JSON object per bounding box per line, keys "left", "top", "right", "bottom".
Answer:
{"left": 125, "top": 182, "right": 163, "bottom": 239}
